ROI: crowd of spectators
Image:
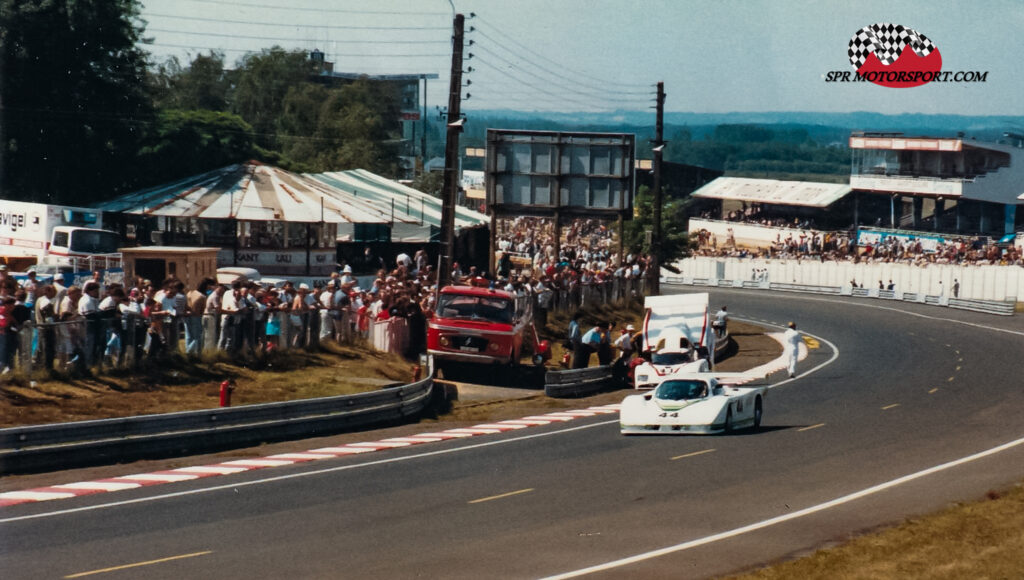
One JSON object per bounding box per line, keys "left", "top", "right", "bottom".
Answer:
{"left": 0, "top": 221, "right": 653, "bottom": 375}
{"left": 694, "top": 223, "right": 1024, "bottom": 267}
{"left": 490, "top": 217, "right": 653, "bottom": 311}
{"left": 0, "top": 259, "right": 442, "bottom": 374}
{"left": 699, "top": 206, "right": 818, "bottom": 230}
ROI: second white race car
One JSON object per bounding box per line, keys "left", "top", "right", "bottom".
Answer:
{"left": 620, "top": 373, "right": 765, "bottom": 435}
{"left": 632, "top": 327, "right": 710, "bottom": 389}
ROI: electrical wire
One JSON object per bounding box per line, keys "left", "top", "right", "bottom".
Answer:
{"left": 470, "top": 44, "right": 651, "bottom": 107}
{"left": 151, "top": 0, "right": 448, "bottom": 17}
{"left": 144, "top": 12, "right": 448, "bottom": 31}
{"left": 147, "top": 28, "right": 450, "bottom": 45}
{"left": 471, "top": 29, "right": 649, "bottom": 97}
{"left": 147, "top": 43, "right": 448, "bottom": 59}
{"left": 471, "top": 54, "right": 645, "bottom": 112}
{"left": 472, "top": 16, "right": 649, "bottom": 90}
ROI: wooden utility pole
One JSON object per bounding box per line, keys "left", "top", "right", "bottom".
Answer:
{"left": 650, "top": 81, "right": 666, "bottom": 296}
{"left": 438, "top": 13, "right": 465, "bottom": 288}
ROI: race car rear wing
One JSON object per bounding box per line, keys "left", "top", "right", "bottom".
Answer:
{"left": 675, "top": 371, "right": 769, "bottom": 385}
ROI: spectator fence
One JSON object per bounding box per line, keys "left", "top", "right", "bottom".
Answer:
{"left": 9, "top": 309, "right": 373, "bottom": 375}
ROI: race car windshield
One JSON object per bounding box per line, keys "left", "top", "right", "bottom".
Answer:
{"left": 655, "top": 380, "right": 708, "bottom": 400}
{"left": 651, "top": 351, "right": 693, "bottom": 365}
{"left": 437, "top": 295, "right": 514, "bottom": 324}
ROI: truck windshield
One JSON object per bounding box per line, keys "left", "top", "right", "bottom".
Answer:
{"left": 437, "top": 294, "right": 514, "bottom": 324}
{"left": 69, "top": 230, "right": 121, "bottom": 254}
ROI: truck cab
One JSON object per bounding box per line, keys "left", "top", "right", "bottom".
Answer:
{"left": 427, "top": 281, "right": 550, "bottom": 371}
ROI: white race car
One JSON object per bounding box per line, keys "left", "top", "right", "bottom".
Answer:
{"left": 620, "top": 373, "right": 766, "bottom": 435}
{"left": 633, "top": 328, "right": 710, "bottom": 389}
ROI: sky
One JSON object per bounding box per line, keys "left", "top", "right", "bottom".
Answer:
{"left": 139, "top": 0, "right": 1024, "bottom": 116}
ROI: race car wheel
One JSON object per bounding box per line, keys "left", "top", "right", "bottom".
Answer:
{"left": 724, "top": 407, "right": 734, "bottom": 433}
{"left": 753, "top": 397, "right": 763, "bottom": 430}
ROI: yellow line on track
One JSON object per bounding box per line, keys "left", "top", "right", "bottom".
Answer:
{"left": 65, "top": 551, "right": 212, "bottom": 578}
{"left": 798, "top": 423, "right": 826, "bottom": 432}
{"left": 929, "top": 388, "right": 939, "bottom": 394}
{"left": 469, "top": 488, "right": 534, "bottom": 504}
{"left": 882, "top": 403, "right": 901, "bottom": 410}
{"left": 671, "top": 449, "right": 716, "bottom": 461}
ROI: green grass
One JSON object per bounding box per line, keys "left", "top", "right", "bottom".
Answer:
{"left": 729, "top": 484, "right": 1024, "bottom": 579}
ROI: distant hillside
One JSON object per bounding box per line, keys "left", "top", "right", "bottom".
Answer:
{"left": 462, "top": 109, "right": 1024, "bottom": 143}
{"left": 455, "top": 110, "right": 1023, "bottom": 180}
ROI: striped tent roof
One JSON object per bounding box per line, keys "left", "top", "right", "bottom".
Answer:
{"left": 309, "top": 169, "right": 489, "bottom": 230}
{"left": 97, "top": 162, "right": 414, "bottom": 224}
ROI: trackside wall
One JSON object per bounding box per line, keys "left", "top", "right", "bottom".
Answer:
{"left": 673, "top": 256, "right": 1023, "bottom": 303}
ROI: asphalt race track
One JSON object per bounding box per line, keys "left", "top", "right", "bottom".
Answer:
{"left": 2, "top": 287, "right": 1023, "bottom": 579}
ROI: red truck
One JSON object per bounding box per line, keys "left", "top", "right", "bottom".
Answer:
{"left": 427, "top": 282, "right": 550, "bottom": 374}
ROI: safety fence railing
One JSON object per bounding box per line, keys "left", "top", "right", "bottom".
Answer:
{"left": 542, "top": 277, "right": 648, "bottom": 315}
{"left": 5, "top": 309, "right": 417, "bottom": 374}
{"left": 661, "top": 275, "right": 1017, "bottom": 316}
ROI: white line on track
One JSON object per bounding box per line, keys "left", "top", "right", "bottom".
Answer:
{"left": 541, "top": 434, "right": 1024, "bottom": 579}
{"left": 713, "top": 289, "right": 1024, "bottom": 339}
{"left": 0, "top": 421, "right": 617, "bottom": 524}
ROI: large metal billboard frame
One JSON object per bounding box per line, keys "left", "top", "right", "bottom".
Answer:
{"left": 484, "top": 129, "right": 636, "bottom": 273}
{"left": 486, "top": 129, "right": 635, "bottom": 215}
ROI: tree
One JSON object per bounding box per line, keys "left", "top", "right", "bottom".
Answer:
{"left": 230, "top": 47, "right": 314, "bottom": 150}
{"left": 411, "top": 171, "right": 444, "bottom": 196}
{"left": 136, "top": 109, "right": 255, "bottom": 186}
{"left": 151, "top": 52, "right": 230, "bottom": 112}
{"left": 624, "top": 185, "right": 698, "bottom": 266}
{"left": 276, "top": 76, "right": 401, "bottom": 174}
{"left": 1, "top": 0, "right": 153, "bottom": 203}
{"left": 276, "top": 83, "right": 332, "bottom": 172}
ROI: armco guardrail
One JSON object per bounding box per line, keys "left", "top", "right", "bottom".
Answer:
{"left": 663, "top": 276, "right": 1015, "bottom": 316}
{"left": 545, "top": 366, "right": 614, "bottom": 398}
{"left": 0, "top": 378, "right": 434, "bottom": 475}
{"left": 949, "top": 298, "right": 1016, "bottom": 315}
{"left": 769, "top": 282, "right": 843, "bottom": 295}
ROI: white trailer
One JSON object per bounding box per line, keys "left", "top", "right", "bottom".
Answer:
{"left": 633, "top": 293, "right": 716, "bottom": 389}
{"left": 0, "top": 200, "right": 121, "bottom": 270}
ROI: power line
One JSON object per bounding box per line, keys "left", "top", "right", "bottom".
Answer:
{"left": 147, "top": 43, "right": 448, "bottom": 59}
{"left": 144, "top": 12, "right": 448, "bottom": 31}
{"left": 471, "top": 55, "right": 641, "bottom": 112}
{"left": 160, "top": 0, "right": 448, "bottom": 16}
{"left": 470, "top": 44, "right": 651, "bottom": 107}
{"left": 469, "top": 81, "right": 650, "bottom": 109}
{"left": 147, "top": 28, "right": 450, "bottom": 45}
{"left": 472, "top": 16, "right": 649, "bottom": 90}
{"left": 472, "top": 29, "right": 649, "bottom": 97}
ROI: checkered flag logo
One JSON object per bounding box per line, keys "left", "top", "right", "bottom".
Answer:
{"left": 848, "top": 23, "right": 936, "bottom": 69}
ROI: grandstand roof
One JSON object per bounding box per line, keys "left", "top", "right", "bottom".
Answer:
{"left": 691, "top": 177, "right": 852, "bottom": 208}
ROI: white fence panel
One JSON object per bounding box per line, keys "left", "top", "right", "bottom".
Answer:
{"left": 674, "top": 257, "right": 1023, "bottom": 304}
